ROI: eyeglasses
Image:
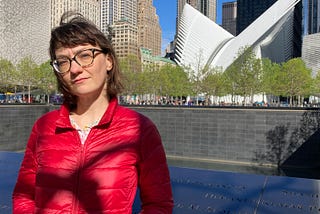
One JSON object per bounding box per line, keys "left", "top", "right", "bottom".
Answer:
{"left": 51, "top": 48, "right": 105, "bottom": 74}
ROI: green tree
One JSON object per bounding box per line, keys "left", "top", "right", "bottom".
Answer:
{"left": 166, "top": 65, "right": 191, "bottom": 100}
{"left": 184, "top": 50, "right": 210, "bottom": 105}
{"left": 141, "top": 63, "right": 168, "bottom": 104}
{"left": 38, "top": 60, "right": 57, "bottom": 103}
{"left": 119, "top": 55, "right": 142, "bottom": 103}
{"left": 135, "top": 70, "right": 150, "bottom": 96}
{"left": 0, "top": 58, "right": 17, "bottom": 93}
{"left": 261, "top": 58, "right": 282, "bottom": 105}
{"left": 158, "top": 64, "right": 173, "bottom": 99}
{"left": 312, "top": 71, "right": 320, "bottom": 97}
{"left": 224, "top": 47, "right": 262, "bottom": 105}
{"left": 281, "top": 58, "right": 313, "bottom": 106}
{"left": 201, "top": 67, "right": 227, "bottom": 105}
{"left": 120, "top": 54, "right": 141, "bottom": 73}
{"left": 16, "top": 56, "right": 39, "bottom": 103}
{"left": 146, "top": 64, "right": 162, "bottom": 103}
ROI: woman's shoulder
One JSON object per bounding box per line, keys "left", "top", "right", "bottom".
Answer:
{"left": 34, "top": 108, "right": 63, "bottom": 128}
{"left": 38, "top": 108, "right": 60, "bottom": 120}
{"left": 117, "top": 105, "right": 146, "bottom": 118}
{"left": 116, "top": 105, "right": 154, "bottom": 126}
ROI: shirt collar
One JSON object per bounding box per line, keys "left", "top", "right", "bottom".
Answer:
{"left": 55, "top": 97, "right": 119, "bottom": 129}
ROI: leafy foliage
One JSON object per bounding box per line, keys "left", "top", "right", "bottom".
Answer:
{"left": 0, "top": 56, "right": 57, "bottom": 103}
{"left": 224, "top": 47, "right": 263, "bottom": 105}
{"left": 0, "top": 46, "right": 318, "bottom": 106}
{"left": 0, "top": 58, "right": 17, "bottom": 93}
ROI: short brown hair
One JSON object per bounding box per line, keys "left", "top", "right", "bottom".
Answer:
{"left": 49, "top": 12, "right": 122, "bottom": 107}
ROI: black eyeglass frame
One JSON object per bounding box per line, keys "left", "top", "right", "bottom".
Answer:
{"left": 50, "top": 48, "right": 106, "bottom": 74}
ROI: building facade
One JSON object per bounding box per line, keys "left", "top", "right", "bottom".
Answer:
{"left": 302, "top": 0, "right": 320, "bottom": 76}
{"left": 0, "top": 0, "right": 101, "bottom": 66}
{"left": 307, "top": 0, "right": 320, "bottom": 34}
{"left": 0, "top": 0, "right": 51, "bottom": 64}
{"left": 101, "top": 0, "right": 161, "bottom": 59}
{"left": 302, "top": 32, "right": 320, "bottom": 76}
{"left": 236, "top": 0, "right": 277, "bottom": 35}
{"left": 222, "top": 1, "right": 237, "bottom": 36}
{"left": 102, "top": 0, "right": 139, "bottom": 59}
{"left": 51, "top": 0, "right": 100, "bottom": 28}
{"left": 199, "top": 0, "right": 216, "bottom": 21}
{"left": 111, "top": 20, "right": 139, "bottom": 59}
{"left": 101, "top": 0, "right": 119, "bottom": 35}
{"left": 137, "top": 0, "right": 162, "bottom": 57}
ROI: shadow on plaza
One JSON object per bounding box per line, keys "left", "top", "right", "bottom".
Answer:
{"left": 254, "top": 109, "right": 320, "bottom": 179}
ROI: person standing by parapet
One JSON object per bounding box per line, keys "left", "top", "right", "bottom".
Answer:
{"left": 12, "top": 12, "right": 173, "bottom": 213}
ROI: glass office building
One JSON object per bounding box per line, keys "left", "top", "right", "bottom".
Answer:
{"left": 308, "top": 0, "right": 320, "bottom": 34}
{"left": 236, "top": 0, "right": 276, "bottom": 35}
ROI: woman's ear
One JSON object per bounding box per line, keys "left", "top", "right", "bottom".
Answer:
{"left": 106, "top": 55, "right": 113, "bottom": 71}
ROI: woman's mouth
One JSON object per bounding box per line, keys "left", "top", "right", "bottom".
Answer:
{"left": 73, "top": 77, "right": 88, "bottom": 84}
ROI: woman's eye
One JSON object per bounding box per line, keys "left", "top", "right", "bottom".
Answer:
{"left": 57, "top": 59, "right": 69, "bottom": 66}
{"left": 78, "top": 52, "right": 92, "bottom": 59}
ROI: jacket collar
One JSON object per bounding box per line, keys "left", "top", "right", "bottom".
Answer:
{"left": 55, "top": 97, "right": 119, "bottom": 129}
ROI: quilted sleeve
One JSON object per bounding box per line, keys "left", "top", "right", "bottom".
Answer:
{"left": 138, "top": 119, "right": 174, "bottom": 214}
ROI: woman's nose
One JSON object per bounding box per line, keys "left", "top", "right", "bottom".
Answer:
{"left": 69, "top": 60, "right": 83, "bottom": 74}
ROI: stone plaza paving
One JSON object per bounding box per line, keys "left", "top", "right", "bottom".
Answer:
{"left": 1, "top": 151, "right": 320, "bottom": 213}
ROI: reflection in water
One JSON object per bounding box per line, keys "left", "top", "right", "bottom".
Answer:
{"left": 167, "top": 157, "right": 278, "bottom": 175}
{"left": 167, "top": 157, "right": 319, "bottom": 180}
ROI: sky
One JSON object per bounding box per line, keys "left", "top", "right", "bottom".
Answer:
{"left": 153, "top": 0, "right": 231, "bottom": 54}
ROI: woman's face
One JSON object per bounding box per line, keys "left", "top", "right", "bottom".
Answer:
{"left": 54, "top": 44, "right": 113, "bottom": 99}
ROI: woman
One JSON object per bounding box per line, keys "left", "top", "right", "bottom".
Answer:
{"left": 12, "top": 12, "right": 173, "bottom": 213}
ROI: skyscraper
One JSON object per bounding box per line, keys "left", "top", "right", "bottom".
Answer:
{"left": 117, "top": 0, "right": 139, "bottom": 58}
{"left": 137, "top": 0, "right": 162, "bottom": 56}
{"left": 307, "top": 0, "right": 320, "bottom": 34}
{"left": 0, "top": 0, "right": 101, "bottom": 65}
{"left": 101, "top": 0, "right": 119, "bottom": 35}
{"left": 222, "top": 1, "right": 237, "bottom": 36}
{"left": 106, "top": 0, "right": 139, "bottom": 59}
{"left": 302, "top": 33, "right": 320, "bottom": 76}
{"left": 236, "top": 0, "right": 276, "bottom": 35}
{"left": 302, "top": 0, "right": 320, "bottom": 76}
{"left": 177, "top": 0, "right": 216, "bottom": 32}
{"left": 101, "top": 0, "right": 161, "bottom": 59}
{"left": 111, "top": 20, "right": 139, "bottom": 59}
{"left": 0, "top": 0, "right": 50, "bottom": 64}
{"left": 202, "top": 0, "right": 216, "bottom": 21}
{"left": 100, "top": 0, "right": 137, "bottom": 34}
{"left": 51, "top": 0, "right": 100, "bottom": 29}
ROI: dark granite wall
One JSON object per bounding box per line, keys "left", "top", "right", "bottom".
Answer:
{"left": 1, "top": 105, "right": 319, "bottom": 167}
{"left": 0, "top": 105, "right": 53, "bottom": 151}
{"left": 129, "top": 106, "right": 320, "bottom": 168}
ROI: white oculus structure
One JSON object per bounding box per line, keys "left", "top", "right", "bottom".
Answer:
{"left": 175, "top": 0, "right": 302, "bottom": 72}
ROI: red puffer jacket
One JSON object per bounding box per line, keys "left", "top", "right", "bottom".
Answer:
{"left": 12, "top": 98, "right": 173, "bottom": 213}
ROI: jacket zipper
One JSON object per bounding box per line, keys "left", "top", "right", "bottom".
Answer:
{"left": 72, "top": 130, "right": 86, "bottom": 213}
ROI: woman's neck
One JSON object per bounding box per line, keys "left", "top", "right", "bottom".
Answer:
{"left": 70, "top": 95, "right": 109, "bottom": 129}
{"left": 77, "top": 95, "right": 108, "bottom": 113}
